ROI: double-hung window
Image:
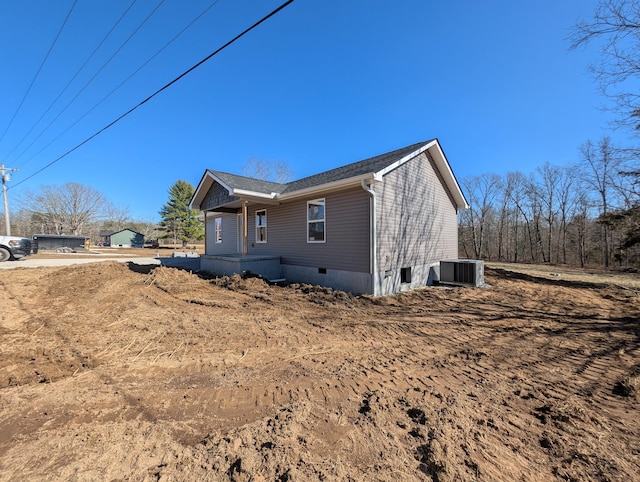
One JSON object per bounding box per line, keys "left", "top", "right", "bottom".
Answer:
{"left": 214, "top": 217, "right": 222, "bottom": 243}
{"left": 307, "top": 198, "right": 325, "bottom": 243}
{"left": 256, "top": 209, "right": 267, "bottom": 243}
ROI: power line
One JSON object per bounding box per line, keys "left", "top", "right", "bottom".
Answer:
{"left": 9, "top": 0, "right": 296, "bottom": 190}
{"left": 12, "top": 0, "right": 166, "bottom": 167}
{"left": 8, "top": 0, "right": 138, "bottom": 165}
{"left": 13, "top": 0, "right": 223, "bottom": 170}
{"left": 0, "top": 0, "right": 78, "bottom": 146}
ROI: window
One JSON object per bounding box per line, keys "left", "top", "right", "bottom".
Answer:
{"left": 307, "top": 198, "right": 325, "bottom": 243}
{"left": 401, "top": 267, "right": 412, "bottom": 284}
{"left": 214, "top": 217, "right": 222, "bottom": 243}
{"left": 255, "top": 209, "right": 267, "bottom": 243}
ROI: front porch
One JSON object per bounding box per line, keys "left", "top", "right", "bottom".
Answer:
{"left": 200, "top": 254, "right": 282, "bottom": 281}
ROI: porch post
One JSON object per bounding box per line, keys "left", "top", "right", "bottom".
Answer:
{"left": 242, "top": 200, "right": 248, "bottom": 256}
{"left": 203, "top": 211, "right": 207, "bottom": 252}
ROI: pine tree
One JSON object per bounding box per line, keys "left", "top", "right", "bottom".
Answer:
{"left": 159, "top": 180, "right": 203, "bottom": 247}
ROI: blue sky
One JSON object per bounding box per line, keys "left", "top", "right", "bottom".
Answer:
{"left": 0, "top": 0, "right": 625, "bottom": 221}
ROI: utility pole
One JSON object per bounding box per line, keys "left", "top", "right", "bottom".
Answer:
{"left": 1, "top": 164, "right": 18, "bottom": 236}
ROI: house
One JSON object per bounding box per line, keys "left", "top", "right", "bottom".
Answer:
{"left": 101, "top": 228, "right": 145, "bottom": 248}
{"left": 190, "top": 139, "right": 468, "bottom": 296}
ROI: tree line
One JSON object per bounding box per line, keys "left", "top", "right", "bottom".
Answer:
{"left": 1, "top": 157, "right": 288, "bottom": 245}
{"left": 1, "top": 179, "right": 203, "bottom": 247}
{"left": 460, "top": 1, "right": 640, "bottom": 269}
{"left": 459, "top": 137, "right": 639, "bottom": 268}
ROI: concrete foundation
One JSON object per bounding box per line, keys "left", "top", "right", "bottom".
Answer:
{"left": 378, "top": 261, "right": 440, "bottom": 296}
{"left": 201, "top": 254, "right": 282, "bottom": 280}
{"left": 200, "top": 255, "right": 449, "bottom": 296}
{"left": 281, "top": 264, "right": 372, "bottom": 294}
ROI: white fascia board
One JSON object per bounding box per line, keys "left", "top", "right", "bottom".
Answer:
{"left": 209, "top": 172, "right": 235, "bottom": 193}
{"left": 375, "top": 141, "right": 434, "bottom": 178}
{"left": 191, "top": 170, "right": 237, "bottom": 210}
{"left": 278, "top": 173, "right": 378, "bottom": 201}
{"left": 190, "top": 171, "right": 280, "bottom": 210}
{"left": 374, "top": 139, "right": 469, "bottom": 210}
{"left": 232, "top": 188, "right": 278, "bottom": 200}
{"left": 427, "top": 142, "right": 469, "bottom": 210}
{"left": 190, "top": 171, "right": 215, "bottom": 210}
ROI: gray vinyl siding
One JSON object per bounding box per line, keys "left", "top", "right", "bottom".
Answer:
{"left": 247, "top": 187, "right": 370, "bottom": 273}
{"left": 376, "top": 151, "right": 458, "bottom": 271}
{"left": 205, "top": 212, "right": 238, "bottom": 255}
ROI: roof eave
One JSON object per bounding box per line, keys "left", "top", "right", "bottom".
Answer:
{"left": 279, "top": 172, "right": 379, "bottom": 201}
{"left": 232, "top": 188, "right": 278, "bottom": 199}
{"left": 427, "top": 141, "right": 469, "bottom": 210}
{"left": 191, "top": 171, "right": 282, "bottom": 210}
{"left": 374, "top": 139, "right": 469, "bottom": 210}
{"left": 190, "top": 170, "right": 217, "bottom": 210}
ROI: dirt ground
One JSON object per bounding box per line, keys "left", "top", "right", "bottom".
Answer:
{"left": 0, "top": 261, "right": 638, "bottom": 481}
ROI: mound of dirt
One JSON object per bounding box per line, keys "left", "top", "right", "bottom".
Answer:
{"left": 0, "top": 263, "right": 639, "bottom": 481}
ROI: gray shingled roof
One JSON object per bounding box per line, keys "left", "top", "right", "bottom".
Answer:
{"left": 209, "top": 170, "right": 287, "bottom": 195}
{"left": 211, "top": 140, "right": 432, "bottom": 196}
{"left": 281, "top": 141, "right": 431, "bottom": 193}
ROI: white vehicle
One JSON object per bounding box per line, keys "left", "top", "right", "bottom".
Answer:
{"left": 0, "top": 235, "right": 32, "bottom": 262}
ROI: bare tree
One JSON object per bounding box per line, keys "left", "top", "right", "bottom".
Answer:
{"left": 535, "top": 163, "right": 561, "bottom": 263}
{"left": 0, "top": 208, "right": 31, "bottom": 237}
{"left": 460, "top": 174, "right": 501, "bottom": 259}
{"left": 242, "top": 157, "right": 294, "bottom": 183}
{"left": 569, "top": 1, "right": 640, "bottom": 267}
{"left": 579, "top": 137, "right": 624, "bottom": 267}
{"left": 504, "top": 172, "right": 538, "bottom": 263}
{"left": 570, "top": 0, "right": 640, "bottom": 131}
{"left": 500, "top": 173, "right": 524, "bottom": 262}
{"left": 495, "top": 175, "right": 510, "bottom": 261}
{"left": 524, "top": 178, "right": 547, "bottom": 263}
{"left": 455, "top": 143, "right": 638, "bottom": 267}
{"left": 129, "top": 219, "right": 162, "bottom": 241}
{"left": 25, "top": 182, "right": 106, "bottom": 235}
{"left": 555, "top": 166, "right": 580, "bottom": 264}
{"left": 569, "top": 193, "right": 591, "bottom": 268}
{"left": 101, "top": 203, "right": 131, "bottom": 232}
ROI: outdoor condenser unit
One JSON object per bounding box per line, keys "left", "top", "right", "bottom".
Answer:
{"left": 439, "top": 260, "right": 484, "bottom": 287}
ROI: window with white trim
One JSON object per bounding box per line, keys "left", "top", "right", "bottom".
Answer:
{"left": 307, "top": 198, "right": 325, "bottom": 243}
{"left": 255, "top": 209, "right": 267, "bottom": 243}
{"left": 214, "top": 217, "right": 222, "bottom": 243}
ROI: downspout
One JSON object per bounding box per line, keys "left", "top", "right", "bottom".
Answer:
{"left": 361, "top": 180, "right": 377, "bottom": 295}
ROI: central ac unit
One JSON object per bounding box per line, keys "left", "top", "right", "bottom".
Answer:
{"left": 439, "top": 260, "right": 484, "bottom": 287}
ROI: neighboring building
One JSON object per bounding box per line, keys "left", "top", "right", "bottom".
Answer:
{"left": 102, "top": 228, "right": 145, "bottom": 248}
{"left": 32, "top": 234, "right": 89, "bottom": 253}
{"left": 190, "top": 139, "right": 468, "bottom": 296}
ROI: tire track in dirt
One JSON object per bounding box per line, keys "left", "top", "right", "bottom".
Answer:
{"left": 1, "top": 270, "right": 102, "bottom": 387}
{"left": 2, "top": 264, "right": 640, "bottom": 481}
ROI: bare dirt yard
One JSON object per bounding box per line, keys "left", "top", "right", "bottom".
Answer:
{"left": 0, "top": 260, "right": 639, "bottom": 481}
